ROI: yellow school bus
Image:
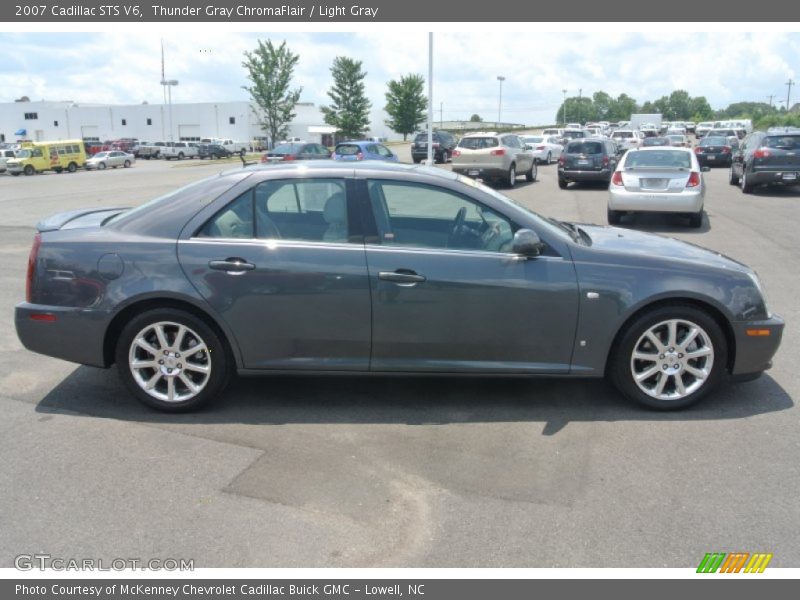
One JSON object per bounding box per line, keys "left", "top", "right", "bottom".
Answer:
{"left": 6, "top": 139, "right": 87, "bottom": 175}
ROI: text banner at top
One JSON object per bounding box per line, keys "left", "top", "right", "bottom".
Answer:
{"left": 3, "top": 0, "right": 800, "bottom": 22}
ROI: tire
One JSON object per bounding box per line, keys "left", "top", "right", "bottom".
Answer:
{"left": 123, "top": 160, "right": 131, "bottom": 168}
{"left": 116, "top": 308, "right": 231, "bottom": 412}
{"left": 546, "top": 152, "right": 552, "bottom": 165}
{"left": 412, "top": 157, "right": 421, "bottom": 164}
{"left": 507, "top": 164, "right": 516, "bottom": 188}
{"left": 54, "top": 167, "right": 63, "bottom": 174}
{"left": 178, "top": 152, "right": 185, "bottom": 160}
{"left": 67, "top": 162, "right": 77, "bottom": 173}
{"left": 728, "top": 166, "right": 739, "bottom": 186}
{"left": 23, "top": 165, "right": 34, "bottom": 176}
{"left": 558, "top": 178, "right": 568, "bottom": 189}
{"left": 525, "top": 161, "right": 537, "bottom": 182}
{"left": 11, "top": 172, "right": 20, "bottom": 176}
{"left": 741, "top": 169, "right": 753, "bottom": 194}
{"left": 609, "top": 304, "right": 727, "bottom": 410}
{"left": 688, "top": 210, "right": 703, "bottom": 228}
{"left": 607, "top": 209, "right": 622, "bottom": 225}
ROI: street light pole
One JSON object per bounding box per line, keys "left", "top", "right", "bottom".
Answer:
{"left": 562, "top": 89, "right": 567, "bottom": 125}
{"left": 160, "top": 79, "right": 179, "bottom": 142}
{"left": 497, "top": 76, "right": 506, "bottom": 124}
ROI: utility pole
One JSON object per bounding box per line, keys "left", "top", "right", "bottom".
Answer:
{"left": 562, "top": 89, "right": 567, "bottom": 125}
{"left": 767, "top": 95, "right": 775, "bottom": 110}
{"left": 440, "top": 102, "right": 443, "bottom": 129}
{"left": 577, "top": 88, "right": 582, "bottom": 125}
{"left": 786, "top": 79, "right": 795, "bottom": 112}
{"left": 497, "top": 76, "right": 506, "bottom": 124}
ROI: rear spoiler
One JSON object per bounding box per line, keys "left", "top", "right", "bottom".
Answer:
{"left": 36, "top": 207, "right": 130, "bottom": 232}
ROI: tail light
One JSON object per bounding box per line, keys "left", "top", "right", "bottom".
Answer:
{"left": 536, "top": 146, "right": 546, "bottom": 150}
{"left": 260, "top": 155, "right": 268, "bottom": 163}
{"left": 26, "top": 233, "right": 41, "bottom": 303}
{"left": 357, "top": 151, "right": 364, "bottom": 161}
{"left": 490, "top": 149, "right": 506, "bottom": 156}
{"left": 558, "top": 156, "right": 565, "bottom": 166}
{"left": 452, "top": 150, "right": 461, "bottom": 157}
{"left": 610, "top": 171, "right": 623, "bottom": 186}
{"left": 602, "top": 155, "right": 610, "bottom": 167}
{"left": 721, "top": 146, "right": 731, "bottom": 154}
{"left": 283, "top": 154, "right": 296, "bottom": 161}
{"left": 686, "top": 172, "right": 701, "bottom": 188}
{"left": 753, "top": 148, "right": 770, "bottom": 159}
{"left": 694, "top": 147, "right": 703, "bottom": 153}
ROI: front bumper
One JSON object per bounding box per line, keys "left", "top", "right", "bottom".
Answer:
{"left": 730, "top": 315, "right": 784, "bottom": 377}
{"left": 15, "top": 303, "right": 110, "bottom": 368}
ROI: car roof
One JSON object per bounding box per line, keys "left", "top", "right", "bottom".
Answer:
{"left": 220, "top": 160, "right": 458, "bottom": 180}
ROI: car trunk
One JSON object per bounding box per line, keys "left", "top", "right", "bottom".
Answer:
{"left": 756, "top": 137, "right": 800, "bottom": 173}
{"left": 619, "top": 168, "right": 691, "bottom": 193}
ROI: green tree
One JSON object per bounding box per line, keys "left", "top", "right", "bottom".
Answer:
{"left": 592, "top": 91, "right": 613, "bottom": 120}
{"left": 242, "top": 40, "right": 302, "bottom": 148}
{"left": 321, "top": 56, "right": 372, "bottom": 139}
{"left": 384, "top": 74, "right": 427, "bottom": 141}
{"left": 610, "top": 93, "right": 638, "bottom": 121}
{"left": 469, "top": 113, "right": 483, "bottom": 122}
{"left": 689, "top": 96, "right": 714, "bottom": 121}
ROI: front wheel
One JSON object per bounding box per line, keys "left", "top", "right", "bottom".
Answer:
{"left": 123, "top": 160, "right": 131, "bottom": 168}
{"left": 23, "top": 165, "right": 34, "bottom": 176}
{"left": 609, "top": 305, "right": 727, "bottom": 410}
{"left": 525, "top": 161, "right": 537, "bottom": 182}
{"left": 507, "top": 164, "right": 517, "bottom": 188}
{"left": 558, "top": 178, "right": 568, "bottom": 189}
{"left": 98, "top": 162, "right": 107, "bottom": 170}
{"left": 116, "top": 308, "right": 232, "bottom": 412}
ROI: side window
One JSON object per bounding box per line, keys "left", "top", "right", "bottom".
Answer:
{"left": 376, "top": 144, "right": 392, "bottom": 157}
{"left": 254, "top": 179, "right": 349, "bottom": 243}
{"left": 197, "top": 190, "right": 254, "bottom": 239}
{"left": 366, "top": 180, "right": 515, "bottom": 253}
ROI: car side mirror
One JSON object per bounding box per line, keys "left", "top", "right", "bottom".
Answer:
{"left": 701, "top": 166, "right": 710, "bottom": 172}
{"left": 525, "top": 144, "right": 533, "bottom": 150}
{"left": 512, "top": 229, "right": 545, "bottom": 257}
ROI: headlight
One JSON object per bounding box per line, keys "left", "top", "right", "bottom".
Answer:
{"left": 748, "top": 271, "right": 770, "bottom": 316}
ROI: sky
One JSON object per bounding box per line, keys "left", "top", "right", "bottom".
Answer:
{"left": 1, "top": 31, "right": 798, "bottom": 129}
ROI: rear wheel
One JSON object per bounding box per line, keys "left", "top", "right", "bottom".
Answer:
{"left": 609, "top": 305, "right": 727, "bottom": 410}
{"left": 607, "top": 209, "right": 622, "bottom": 225}
{"left": 546, "top": 152, "right": 552, "bottom": 165}
{"left": 507, "top": 164, "right": 517, "bottom": 187}
{"left": 558, "top": 178, "right": 568, "bottom": 189}
{"left": 741, "top": 169, "right": 753, "bottom": 194}
{"left": 728, "top": 166, "right": 739, "bottom": 185}
{"left": 67, "top": 162, "right": 77, "bottom": 173}
{"left": 688, "top": 210, "right": 703, "bottom": 228}
{"left": 116, "top": 308, "right": 231, "bottom": 412}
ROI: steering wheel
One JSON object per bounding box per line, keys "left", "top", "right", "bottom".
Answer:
{"left": 448, "top": 207, "right": 467, "bottom": 247}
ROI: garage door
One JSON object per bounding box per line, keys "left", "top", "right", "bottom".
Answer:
{"left": 179, "top": 125, "right": 201, "bottom": 141}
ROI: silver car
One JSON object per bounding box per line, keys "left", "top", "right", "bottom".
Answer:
{"left": 451, "top": 132, "right": 536, "bottom": 187}
{"left": 86, "top": 151, "right": 135, "bottom": 170}
{"left": 608, "top": 147, "right": 708, "bottom": 228}
{"left": 521, "top": 135, "right": 564, "bottom": 165}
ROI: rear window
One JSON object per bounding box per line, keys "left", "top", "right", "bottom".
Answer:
{"left": 700, "top": 137, "right": 728, "bottom": 146}
{"left": 763, "top": 135, "right": 800, "bottom": 150}
{"left": 625, "top": 150, "right": 692, "bottom": 169}
{"left": 335, "top": 144, "right": 362, "bottom": 155}
{"left": 612, "top": 132, "right": 633, "bottom": 139}
{"left": 566, "top": 141, "right": 604, "bottom": 155}
{"left": 272, "top": 143, "right": 303, "bottom": 154}
{"left": 458, "top": 137, "right": 499, "bottom": 150}
{"left": 522, "top": 137, "right": 544, "bottom": 144}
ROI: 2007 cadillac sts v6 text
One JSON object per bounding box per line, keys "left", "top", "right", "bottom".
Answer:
{"left": 15, "top": 162, "right": 783, "bottom": 411}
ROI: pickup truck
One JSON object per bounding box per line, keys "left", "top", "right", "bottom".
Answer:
{"left": 132, "top": 141, "right": 163, "bottom": 159}
{"left": 160, "top": 142, "right": 201, "bottom": 160}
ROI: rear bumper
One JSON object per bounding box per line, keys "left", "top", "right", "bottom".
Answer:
{"left": 730, "top": 315, "right": 784, "bottom": 377}
{"left": 748, "top": 169, "right": 800, "bottom": 186}
{"left": 15, "top": 303, "right": 109, "bottom": 368}
{"left": 696, "top": 154, "right": 732, "bottom": 166}
{"left": 608, "top": 187, "right": 703, "bottom": 213}
{"left": 453, "top": 166, "right": 508, "bottom": 180}
{"left": 559, "top": 168, "right": 612, "bottom": 182}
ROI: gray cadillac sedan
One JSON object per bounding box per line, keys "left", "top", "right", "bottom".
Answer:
{"left": 16, "top": 162, "right": 783, "bottom": 412}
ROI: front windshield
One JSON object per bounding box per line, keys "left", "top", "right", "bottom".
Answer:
{"left": 93, "top": 152, "right": 109, "bottom": 158}
{"left": 15, "top": 149, "right": 31, "bottom": 158}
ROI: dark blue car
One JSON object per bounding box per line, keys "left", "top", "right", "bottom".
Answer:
{"left": 332, "top": 141, "right": 399, "bottom": 162}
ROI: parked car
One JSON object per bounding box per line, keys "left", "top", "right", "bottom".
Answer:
{"left": 729, "top": 130, "right": 800, "bottom": 193}
{"left": 0, "top": 148, "right": 16, "bottom": 173}
{"left": 451, "top": 132, "right": 536, "bottom": 187}
{"left": 641, "top": 136, "right": 671, "bottom": 147}
{"left": 261, "top": 142, "right": 331, "bottom": 163}
{"left": 608, "top": 146, "right": 708, "bottom": 227}
{"left": 611, "top": 129, "right": 643, "bottom": 151}
{"left": 198, "top": 144, "right": 233, "bottom": 159}
{"left": 85, "top": 151, "right": 135, "bottom": 170}
{"left": 160, "top": 142, "right": 201, "bottom": 161}
{"left": 15, "top": 162, "right": 783, "bottom": 412}
{"left": 411, "top": 131, "right": 457, "bottom": 163}
{"left": 557, "top": 138, "right": 619, "bottom": 188}
{"left": 694, "top": 136, "right": 734, "bottom": 167}
{"left": 331, "top": 141, "right": 399, "bottom": 162}
{"left": 520, "top": 135, "right": 564, "bottom": 164}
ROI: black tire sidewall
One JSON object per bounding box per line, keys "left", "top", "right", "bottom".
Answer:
{"left": 115, "top": 308, "right": 231, "bottom": 412}
{"left": 610, "top": 305, "right": 728, "bottom": 410}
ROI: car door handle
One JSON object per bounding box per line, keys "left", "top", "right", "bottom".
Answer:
{"left": 209, "top": 258, "right": 255, "bottom": 273}
{"left": 378, "top": 270, "right": 426, "bottom": 285}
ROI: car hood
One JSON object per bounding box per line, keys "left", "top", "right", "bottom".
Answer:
{"left": 575, "top": 224, "right": 751, "bottom": 273}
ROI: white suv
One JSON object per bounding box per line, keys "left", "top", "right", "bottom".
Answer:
{"left": 611, "top": 129, "right": 643, "bottom": 151}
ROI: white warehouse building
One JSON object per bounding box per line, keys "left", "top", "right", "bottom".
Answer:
{"left": 0, "top": 100, "right": 350, "bottom": 147}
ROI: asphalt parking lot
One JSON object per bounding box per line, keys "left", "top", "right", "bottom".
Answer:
{"left": 1, "top": 149, "right": 798, "bottom": 568}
